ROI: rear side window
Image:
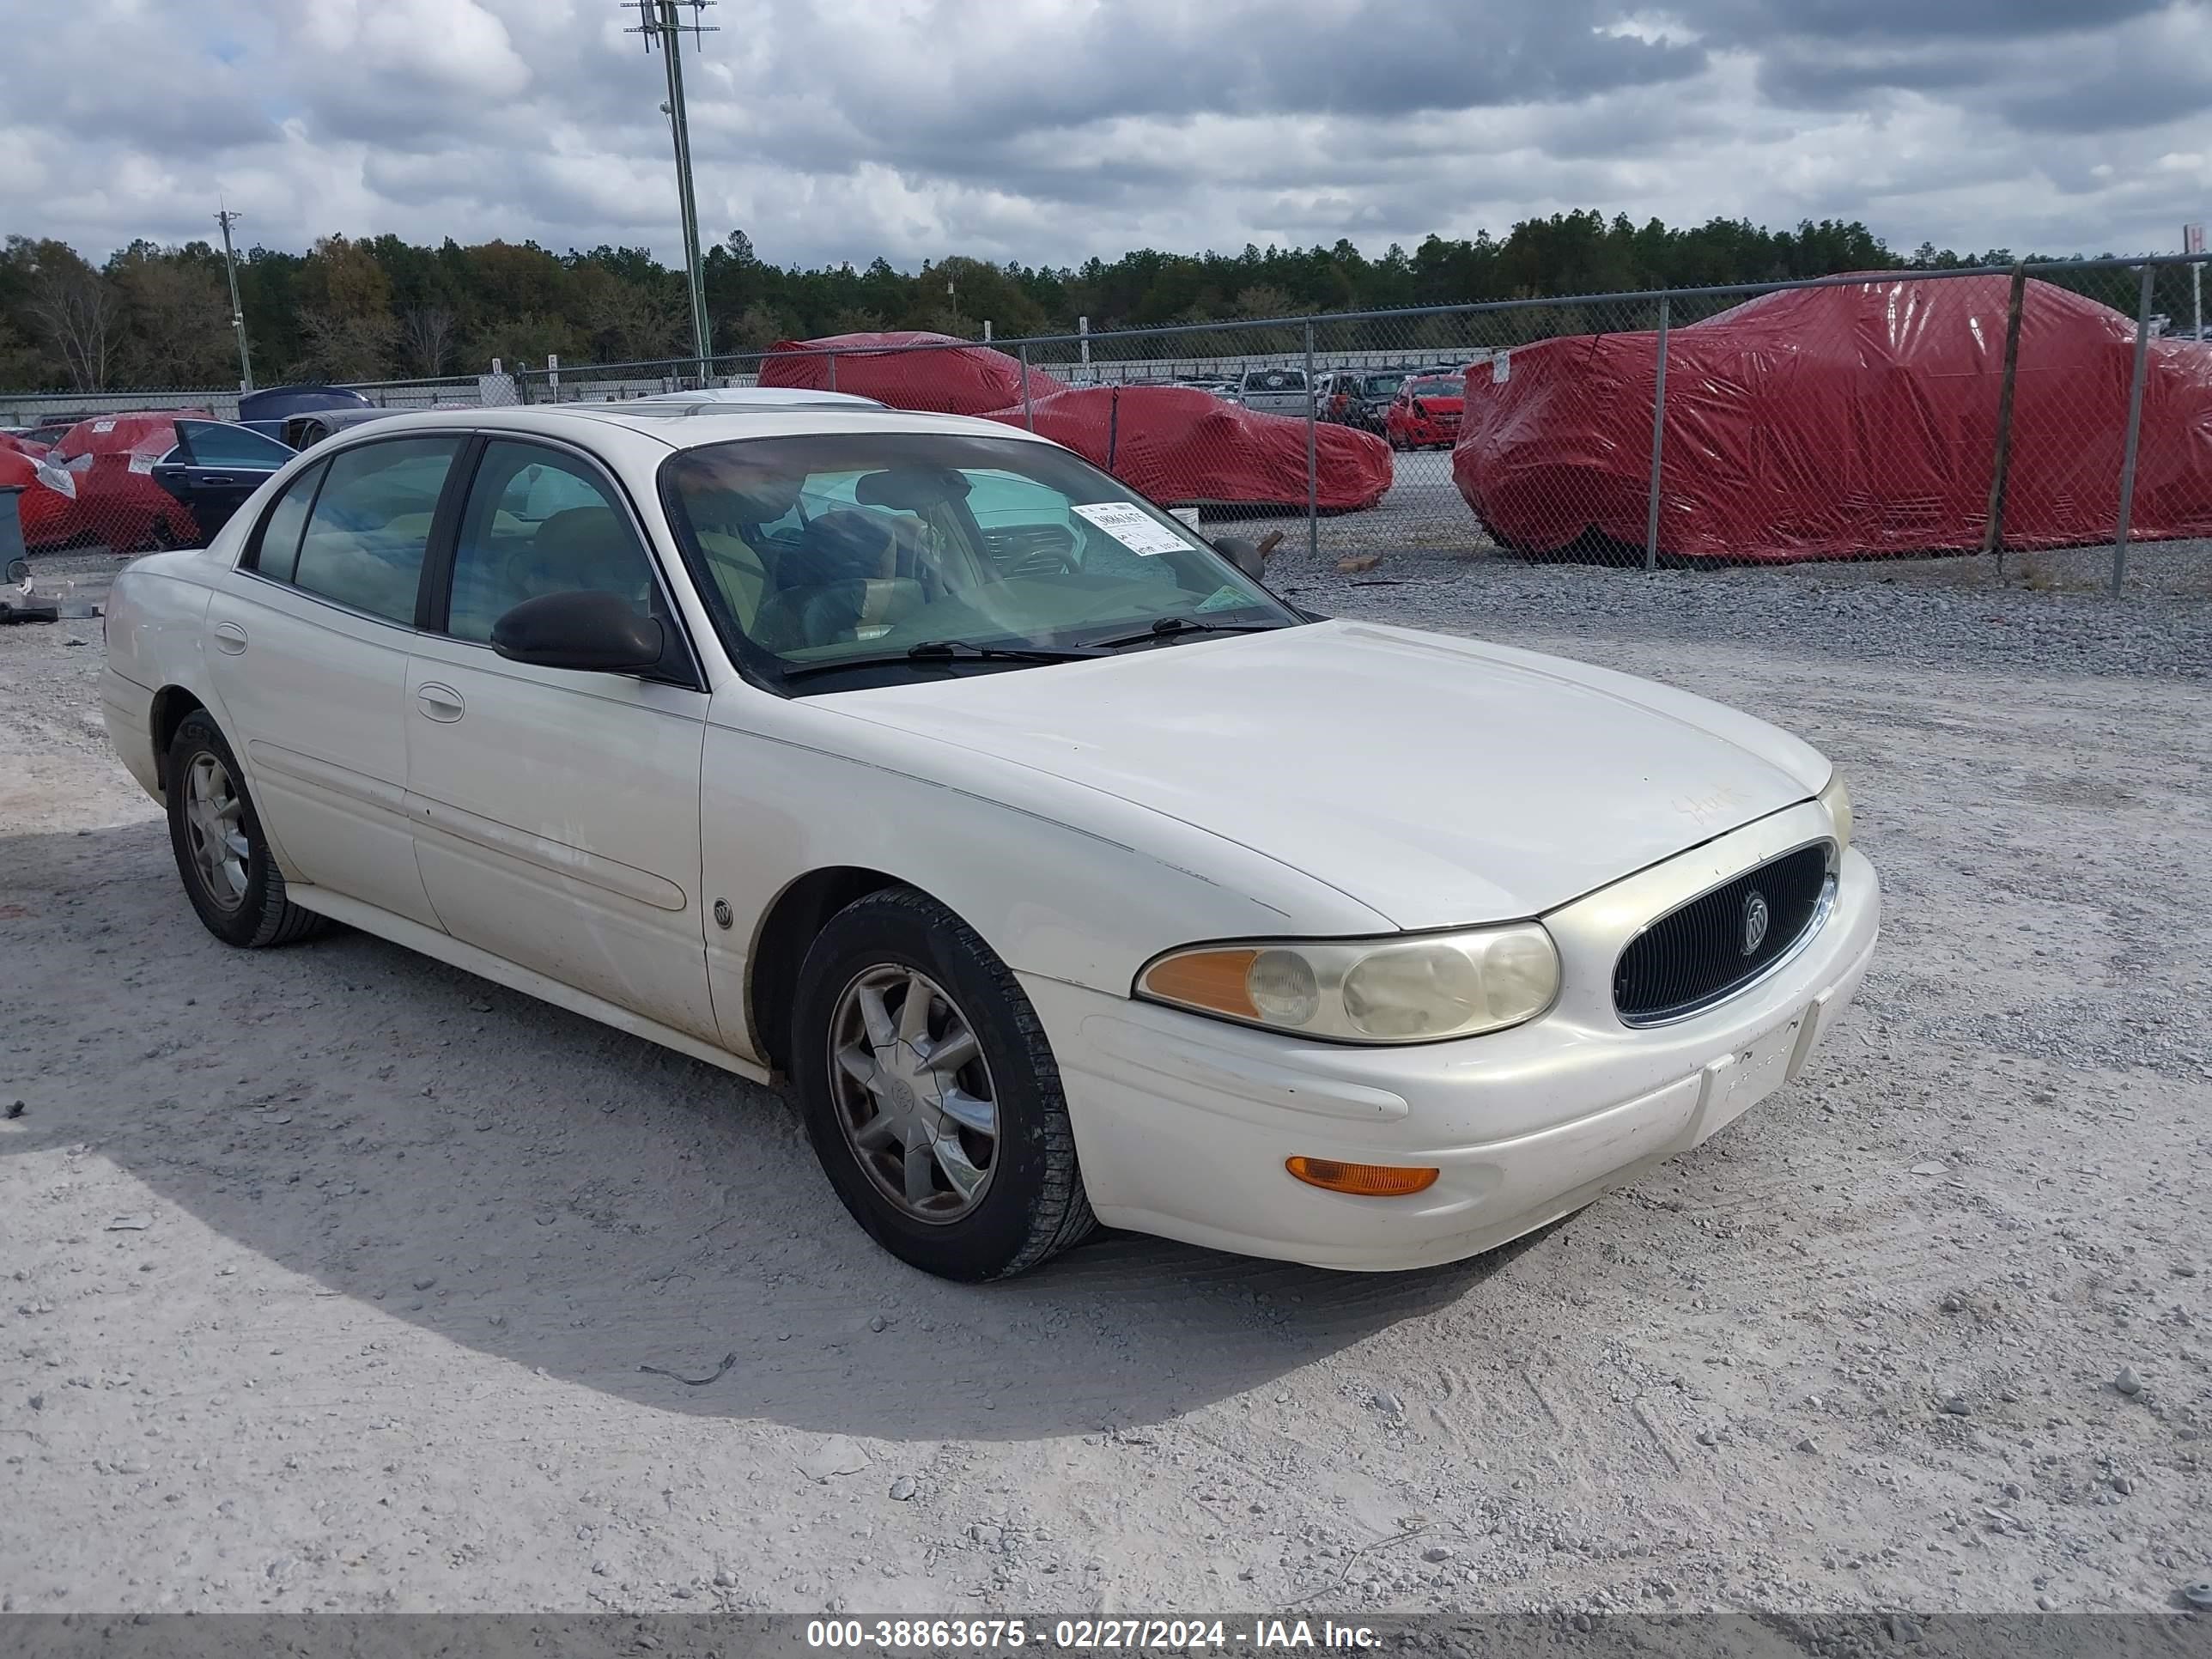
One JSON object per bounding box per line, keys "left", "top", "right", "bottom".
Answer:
{"left": 290, "top": 438, "right": 462, "bottom": 625}
{"left": 250, "top": 461, "right": 326, "bottom": 584}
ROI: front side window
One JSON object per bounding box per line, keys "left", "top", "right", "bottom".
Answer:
{"left": 290, "top": 437, "right": 461, "bottom": 625}
{"left": 174, "top": 421, "right": 295, "bottom": 468}
{"left": 661, "top": 431, "right": 1299, "bottom": 688}
{"left": 445, "top": 440, "right": 659, "bottom": 643}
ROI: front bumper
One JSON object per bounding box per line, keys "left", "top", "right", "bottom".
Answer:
{"left": 1026, "top": 805, "right": 1879, "bottom": 1271}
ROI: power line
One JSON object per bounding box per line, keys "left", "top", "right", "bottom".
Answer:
{"left": 627, "top": 0, "right": 715, "bottom": 383}
{"left": 216, "top": 203, "right": 253, "bottom": 393}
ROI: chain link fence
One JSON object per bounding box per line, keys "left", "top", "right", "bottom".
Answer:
{"left": 7, "top": 258, "right": 2209, "bottom": 595}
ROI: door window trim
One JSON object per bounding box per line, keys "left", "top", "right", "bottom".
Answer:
{"left": 424, "top": 432, "right": 705, "bottom": 692}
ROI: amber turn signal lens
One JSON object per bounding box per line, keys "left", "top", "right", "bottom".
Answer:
{"left": 1141, "top": 948, "right": 1261, "bottom": 1018}
{"left": 1285, "top": 1157, "right": 1440, "bottom": 1197}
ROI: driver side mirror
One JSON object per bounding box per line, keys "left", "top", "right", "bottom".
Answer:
{"left": 491, "top": 590, "right": 664, "bottom": 674}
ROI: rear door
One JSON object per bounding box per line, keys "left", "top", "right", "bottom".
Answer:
{"left": 403, "top": 435, "right": 718, "bottom": 1040}
{"left": 204, "top": 434, "right": 466, "bottom": 928}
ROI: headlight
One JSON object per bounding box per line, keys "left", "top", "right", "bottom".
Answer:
{"left": 1136, "top": 925, "right": 1559, "bottom": 1044}
{"left": 1819, "top": 771, "right": 1853, "bottom": 851}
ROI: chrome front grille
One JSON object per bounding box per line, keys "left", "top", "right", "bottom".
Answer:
{"left": 1613, "top": 842, "right": 1834, "bottom": 1026}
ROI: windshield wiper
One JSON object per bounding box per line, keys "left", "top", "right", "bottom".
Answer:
{"left": 1083, "top": 616, "right": 1293, "bottom": 651}
{"left": 779, "top": 639, "right": 1104, "bottom": 682}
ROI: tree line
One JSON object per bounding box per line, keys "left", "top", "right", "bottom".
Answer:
{"left": 0, "top": 210, "right": 2123, "bottom": 393}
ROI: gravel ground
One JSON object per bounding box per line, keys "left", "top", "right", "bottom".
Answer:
{"left": 2, "top": 557, "right": 2208, "bottom": 1619}
{"left": 1239, "top": 447, "right": 2212, "bottom": 606}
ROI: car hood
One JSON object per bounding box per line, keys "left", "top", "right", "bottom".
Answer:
{"left": 823, "top": 619, "right": 1827, "bottom": 928}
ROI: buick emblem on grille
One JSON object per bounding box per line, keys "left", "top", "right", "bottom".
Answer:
{"left": 1741, "top": 890, "right": 1771, "bottom": 957}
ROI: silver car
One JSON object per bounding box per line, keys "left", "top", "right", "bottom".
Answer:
{"left": 1237, "top": 368, "right": 1311, "bottom": 416}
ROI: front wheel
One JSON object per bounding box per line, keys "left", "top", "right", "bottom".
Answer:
{"left": 790, "top": 887, "right": 1095, "bottom": 1280}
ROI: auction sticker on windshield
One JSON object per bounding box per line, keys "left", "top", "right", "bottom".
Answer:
{"left": 1072, "top": 501, "right": 1195, "bottom": 556}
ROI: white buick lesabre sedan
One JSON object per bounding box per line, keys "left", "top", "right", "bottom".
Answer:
{"left": 100, "top": 394, "right": 1878, "bottom": 1281}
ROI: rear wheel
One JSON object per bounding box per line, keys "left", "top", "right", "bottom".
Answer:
{"left": 790, "top": 887, "right": 1094, "bottom": 1280}
{"left": 164, "top": 711, "right": 330, "bottom": 948}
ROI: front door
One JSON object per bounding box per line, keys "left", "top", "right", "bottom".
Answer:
{"left": 205, "top": 434, "right": 466, "bottom": 929}
{"left": 155, "top": 420, "right": 295, "bottom": 540}
{"left": 403, "top": 436, "right": 717, "bottom": 1041}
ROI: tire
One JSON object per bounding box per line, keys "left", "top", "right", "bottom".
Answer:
{"left": 790, "top": 886, "right": 1096, "bottom": 1281}
{"left": 164, "top": 710, "right": 331, "bottom": 949}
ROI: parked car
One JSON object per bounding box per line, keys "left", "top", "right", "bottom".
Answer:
{"left": 1173, "top": 378, "right": 1242, "bottom": 404}
{"left": 1236, "top": 367, "right": 1312, "bottom": 416}
{"left": 1457, "top": 275, "right": 2212, "bottom": 562}
{"left": 101, "top": 402, "right": 1875, "bottom": 1281}
{"left": 0, "top": 447, "right": 74, "bottom": 549}
{"left": 149, "top": 419, "right": 296, "bottom": 541}
{"left": 1386, "top": 371, "right": 1468, "bottom": 450}
{"left": 762, "top": 333, "right": 1390, "bottom": 510}
{"left": 38, "top": 412, "right": 214, "bottom": 551}
{"left": 1322, "top": 370, "right": 1410, "bottom": 433}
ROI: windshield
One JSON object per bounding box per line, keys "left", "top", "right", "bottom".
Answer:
{"left": 1407, "top": 375, "right": 1462, "bottom": 397}
{"left": 1361, "top": 375, "right": 1407, "bottom": 397}
{"left": 660, "top": 432, "right": 1300, "bottom": 687}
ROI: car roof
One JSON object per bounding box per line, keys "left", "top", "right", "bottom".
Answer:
{"left": 613, "top": 387, "right": 888, "bottom": 410}
{"left": 310, "top": 401, "right": 1056, "bottom": 452}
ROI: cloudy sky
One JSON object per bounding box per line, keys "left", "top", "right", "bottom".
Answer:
{"left": 2, "top": 0, "right": 2205, "bottom": 270}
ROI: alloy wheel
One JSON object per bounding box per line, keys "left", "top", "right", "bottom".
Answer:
{"left": 827, "top": 964, "right": 1000, "bottom": 1224}
{"left": 183, "top": 751, "right": 250, "bottom": 910}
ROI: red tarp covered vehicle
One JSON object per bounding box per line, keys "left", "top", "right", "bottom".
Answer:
{"left": 40, "top": 412, "right": 207, "bottom": 551}
{"left": 763, "top": 332, "right": 1392, "bottom": 511}
{"left": 1452, "top": 275, "right": 2212, "bottom": 562}
{"left": 0, "top": 447, "right": 76, "bottom": 550}
{"left": 1, "top": 432, "right": 52, "bottom": 460}
{"left": 762, "top": 330, "right": 1060, "bottom": 413}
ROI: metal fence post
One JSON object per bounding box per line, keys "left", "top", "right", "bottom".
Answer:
{"left": 826, "top": 350, "right": 837, "bottom": 393}
{"left": 1981, "top": 263, "right": 2027, "bottom": 581}
{"left": 1304, "top": 320, "right": 1319, "bottom": 562}
{"left": 1018, "top": 342, "right": 1035, "bottom": 432}
{"left": 1643, "top": 296, "right": 1669, "bottom": 572}
{"left": 2112, "top": 264, "right": 2155, "bottom": 596}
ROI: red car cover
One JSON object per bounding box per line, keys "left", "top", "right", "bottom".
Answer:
{"left": 983, "top": 384, "right": 1391, "bottom": 511}
{"left": 0, "top": 447, "right": 76, "bottom": 550}
{"left": 0, "top": 432, "right": 51, "bottom": 460}
{"left": 763, "top": 332, "right": 1391, "bottom": 510}
{"left": 43, "top": 412, "right": 207, "bottom": 552}
{"left": 763, "top": 331, "right": 1067, "bottom": 412}
{"left": 1452, "top": 275, "right": 2212, "bottom": 562}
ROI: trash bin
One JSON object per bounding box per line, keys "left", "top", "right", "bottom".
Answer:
{"left": 0, "top": 483, "right": 24, "bottom": 562}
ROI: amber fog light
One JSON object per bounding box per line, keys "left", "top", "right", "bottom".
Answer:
{"left": 1285, "top": 1158, "right": 1440, "bottom": 1197}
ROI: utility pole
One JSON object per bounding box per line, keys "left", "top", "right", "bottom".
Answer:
{"left": 629, "top": 0, "right": 714, "bottom": 383}
{"left": 216, "top": 204, "right": 253, "bottom": 392}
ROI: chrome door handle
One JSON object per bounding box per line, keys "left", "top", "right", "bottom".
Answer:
{"left": 212, "top": 621, "right": 247, "bottom": 655}
{"left": 416, "top": 684, "right": 465, "bottom": 722}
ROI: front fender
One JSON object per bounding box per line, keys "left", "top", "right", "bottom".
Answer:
{"left": 698, "top": 703, "right": 1393, "bottom": 1063}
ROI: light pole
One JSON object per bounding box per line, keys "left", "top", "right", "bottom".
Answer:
{"left": 216, "top": 204, "right": 253, "bottom": 392}
{"left": 629, "top": 0, "right": 714, "bottom": 382}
